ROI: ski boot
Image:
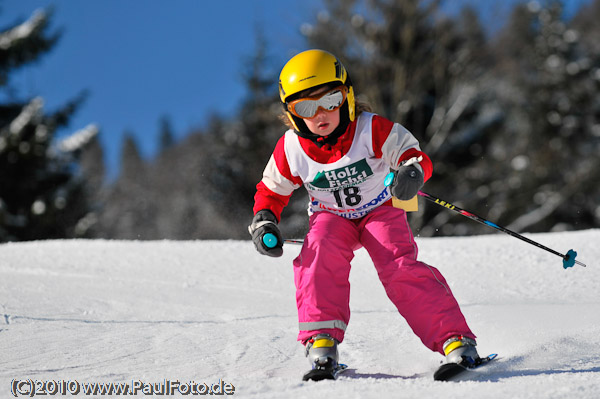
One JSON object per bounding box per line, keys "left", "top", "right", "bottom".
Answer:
{"left": 443, "top": 335, "right": 480, "bottom": 367}
{"left": 444, "top": 335, "right": 479, "bottom": 368}
{"left": 434, "top": 335, "right": 497, "bottom": 381}
{"left": 302, "top": 334, "right": 344, "bottom": 381}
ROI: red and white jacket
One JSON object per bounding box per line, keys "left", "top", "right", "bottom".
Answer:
{"left": 253, "top": 112, "right": 433, "bottom": 221}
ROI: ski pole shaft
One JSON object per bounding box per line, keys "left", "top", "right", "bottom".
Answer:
{"left": 283, "top": 238, "right": 304, "bottom": 245}
{"left": 416, "top": 190, "right": 586, "bottom": 268}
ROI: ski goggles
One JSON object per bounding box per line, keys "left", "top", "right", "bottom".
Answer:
{"left": 286, "top": 86, "right": 348, "bottom": 119}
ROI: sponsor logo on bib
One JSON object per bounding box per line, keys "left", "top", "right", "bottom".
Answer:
{"left": 308, "top": 159, "right": 373, "bottom": 191}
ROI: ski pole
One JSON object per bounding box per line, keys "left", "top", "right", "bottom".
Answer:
{"left": 416, "top": 191, "right": 585, "bottom": 268}
{"left": 384, "top": 172, "right": 585, "bottom": 269}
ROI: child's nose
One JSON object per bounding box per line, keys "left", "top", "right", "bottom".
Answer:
{"left": 314, "top": 107, "right": 327, "bottom": 118}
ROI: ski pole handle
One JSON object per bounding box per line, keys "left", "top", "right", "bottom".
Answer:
{"left": 262, "top": 233, "right": 278, "bottom": 248}
{"left": 384, "top": 172, "right": 395, "bottom": 188}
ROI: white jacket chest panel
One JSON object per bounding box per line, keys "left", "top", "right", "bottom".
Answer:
{"left": 284, "top": 113, "right": 391, "bottom": 219}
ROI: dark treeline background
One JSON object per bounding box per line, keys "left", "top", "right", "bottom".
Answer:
{"left": 1, "top": 0, "right": 599, "bottom": 242}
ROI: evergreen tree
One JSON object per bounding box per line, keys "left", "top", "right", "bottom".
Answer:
{"left": 0, "top": 9, "right": 60, "bottom": 87}
{"left": 0, "top": 9, "right": 94, "bottom": 241}
{"left": 76, "top": 130, "right": 104, "bottom": 237}
{"left": 158, "top": 115, "right": 175, "bottom": 151}
{"left": 119, "top": 132, "right": 145, "bottom": 182}
{"left": 97, "top": 132, "right": 157, "bottom": 239}
{"left": 78, "top": 128, "right": 105, "bottom": 196}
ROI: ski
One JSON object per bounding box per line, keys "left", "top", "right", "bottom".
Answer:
{"left": 302, "top": 363, "right": 348, "bottom": 381}
{"left": 433, "top": 354, "right": 498, "bottom": 381}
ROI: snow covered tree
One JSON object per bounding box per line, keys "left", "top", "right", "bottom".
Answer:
{"left": 0, "top": 9, "right": 96, "bottom": 241}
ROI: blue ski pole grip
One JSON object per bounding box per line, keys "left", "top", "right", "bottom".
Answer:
{"left": 384, "top": 172, "right": 395, "bottom": 187}
{"left": 263, "top": 233, "right": 278, "bottom": 249}
{"left": 563, "top": 249, "right": 577, "bottom": 269}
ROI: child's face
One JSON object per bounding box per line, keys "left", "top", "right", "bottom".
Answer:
{"left": 301, "top": 87, "right": 341, "bottom": 137}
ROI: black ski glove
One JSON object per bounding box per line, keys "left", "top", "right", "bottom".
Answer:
{"left": 248, "top": 209, "right": 284, "bottom": 257}
{"left": 389, "top": 165, "right": 424, "bottom": 200}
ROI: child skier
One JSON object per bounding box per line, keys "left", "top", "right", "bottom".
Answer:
{"left": 248, "top": 49, "right": 479, "bottom": 380}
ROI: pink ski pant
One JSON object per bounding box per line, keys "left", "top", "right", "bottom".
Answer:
{"left": 293, "top": 206, "right": 475, "bottom": 355}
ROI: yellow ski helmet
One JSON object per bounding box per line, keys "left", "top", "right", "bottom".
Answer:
{"left": 279, "top": 49, "right": 355, "bottom": 135}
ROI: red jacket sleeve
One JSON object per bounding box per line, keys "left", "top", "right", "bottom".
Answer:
{"left": 371, "top": 114, "right": 433, "bottom": 182}
{"left": 253, "top": 135, "right": 303, "bottom": 222}
{"left": 253, "top": 182, "right": 292, "bottom": 222}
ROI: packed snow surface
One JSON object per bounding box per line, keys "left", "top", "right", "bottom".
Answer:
{"left": 1, "top": 229, "right": 599, "bottom": 398}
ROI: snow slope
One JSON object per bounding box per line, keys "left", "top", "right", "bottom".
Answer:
{"left": 1, "top": 229, "right": 598, "bottom": 398}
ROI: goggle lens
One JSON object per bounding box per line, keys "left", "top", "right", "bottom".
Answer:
{"left": 287, "top": 86, "right": 347, "bottom": 119}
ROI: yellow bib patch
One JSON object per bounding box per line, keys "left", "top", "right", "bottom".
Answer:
{"left": 392, "top": 195, "right": 419, "bottom": 212}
